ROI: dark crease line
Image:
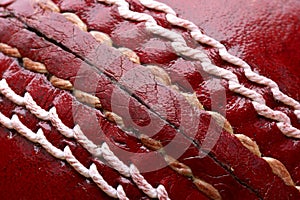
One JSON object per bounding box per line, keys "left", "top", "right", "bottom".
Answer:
{"left": 8, "top": 14, "right": 194, "bottom": 143}
{"left": 5, "top": 12, "right": 263, "bottom": 199}
{"left": 208, "top": 152, "right": 262, "bottom": 199}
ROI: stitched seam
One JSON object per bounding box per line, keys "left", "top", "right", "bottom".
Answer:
{"left": 0, "top": 43, "right": 290, "bottom": 198}
{"left": 122, "top": 0, "right": 300, "bottom": 188}
{"left": 3, "top": 39, "right": 295, "bottom": 197}
{"left": 0, "top": 77, "right": 170, "bottom": 199}
{"left": 0, "top": 110, "right": 129, "bottom": 199}
{"left": 50, "top": 2, "right": 234, "bottom": 140}
{"left": 138, "top": 0, "right": 300, "bottom": 119}
{"left": 1, "top": 3, "right": 227, "bottom": 197}
{"left": 110, "top": 0, "right": 300, "bottom": 190}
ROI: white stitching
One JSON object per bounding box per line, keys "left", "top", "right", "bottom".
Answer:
{"left": 0, "top": 79, "right": 25, "bottom": 105}
{"left": 96, "top": 0, "right": 300, "bottom": 138}
{"left": 116, "top": 185, "right": 129, "bottom": 200}
{"left": 125, "top": 0, "right": 300, "bottom": 188}
{"left": 0, "top": 78, "right": 169, "bottom": 199}
{"left": 75, "top": 126, "right": 170, "bottom": 199}
{"left": 138, "top": 0, "right": 300, "bottom": 120}
{"left": 130, "top": 164, "right": 168, "bottom": 199}
{"left": 1, "top": 0, "right": 298, "bottom": 192}
{"left": 89, "top": 163, "right": 128, "bottom": 199}
{"left": 64, "top": 146, "right": 90, "bottom": 177}
{"left": 0, "top": 112, "right": 13, "bottom": 129}
{"left": 0, "top": 111, "right": 127, "bottom": 198}
{"left": 101, "top": 142, "right": 131, "bottom": 177}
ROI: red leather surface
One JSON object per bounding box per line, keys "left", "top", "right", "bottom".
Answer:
{"left": 0, "top": 0, "right": 300, "bottom": 199}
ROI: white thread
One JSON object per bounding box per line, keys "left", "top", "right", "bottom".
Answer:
{"left": 5, "top": 113, "right": 66, "bottom": 159}
{"left": 11, "top": 114, "right": 39, "bottom": 143}
{"left": 157, "top": 184, "right": 171, "bottom": 200}
{"left": 117, "top": 185, "right": 129, "bottom": 200}
{"left": 0, "top": 79, "right": 75, "bottom": 137}
{"left": 0, "top": 109, "right": 129, "bottom": 198}
{"left": 89, "top": 163, "right": 119, "bottom": 198}
{"left": 0, "top": 79, "right": 25, "bottom": 105}
{"left": 36, "top": 128, "right": 66, "bottom": 159}
{"left": 24, "top": 92, "right": 50, "bottom": 120}
{"left": 98, "top": 0, "right": 300, "bottom": 138}
{"left": 64, "top": 146, "right": 90, "bottom": 177}
{"left": 0, "top": 78, "right": 168, "bottom": 199}
{"left": 129, "top": 164, "right": 158, "bottom": 198}
{"left": 139, "top": 0, "right": 176, "bottom": 16}
{"left": 49, "top": 107, "right": 75, "bottom": 138}
{"left": 277, "top": 122, "right": 300, "bottom": 138}
{"left": 138, "top": 0, "right": 300, "bottom": 120}
{"left": 74, "top": 125, "right": 169, "bottom": 199}
{"left": 73, "top": 124, "right": 103, "bottom": 157}
{"left": 101, "top": 143, "right": 131, "bottom": 177}
{"left": 0, "top": 112, "right": 13, "bottom": 129}
{"left": 252, "top": 102, "right": 290, "bottom": 124}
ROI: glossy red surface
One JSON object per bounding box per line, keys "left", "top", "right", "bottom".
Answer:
{"left": 1, "top": 0, "right": 300, "bottom": 199}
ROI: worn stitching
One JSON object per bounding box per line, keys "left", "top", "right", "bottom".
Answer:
{"left": 138, "top": 0, "right": 300, "bottom": 120}
{"left": 52, "top": 3, "right": 234, "bottom": 136}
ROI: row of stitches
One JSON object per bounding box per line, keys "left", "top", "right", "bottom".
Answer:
{"left": 1, "top": 48, "right": 235, "bottom": 198}
{"left": 96, "top": 0, "right": 300, "bottom": 138}
{"left": 0, "top": 43, "right": 171, "bottom": 199}
{"left": 0, "top": 79, "right": 171, "bottom": 199}
{"left": 0, "top": 98, "right": 129, "bottom": 199}
{"left": 138, "top": 0, "right": 300, "bottom": 120}
{"left": 1, "top": 1, "right": 298, "bottom": 198}
{"left": 3, "top": 4, "right": 232, "bottom": 200}
{"left": 49, "top": 0, "right": 235, "bottom": 136}
{"left": 50, "top": 0, "right": 300, "bottom": 152}
{"left": 1, "top": 11, "right": 299, "bottom": 198}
